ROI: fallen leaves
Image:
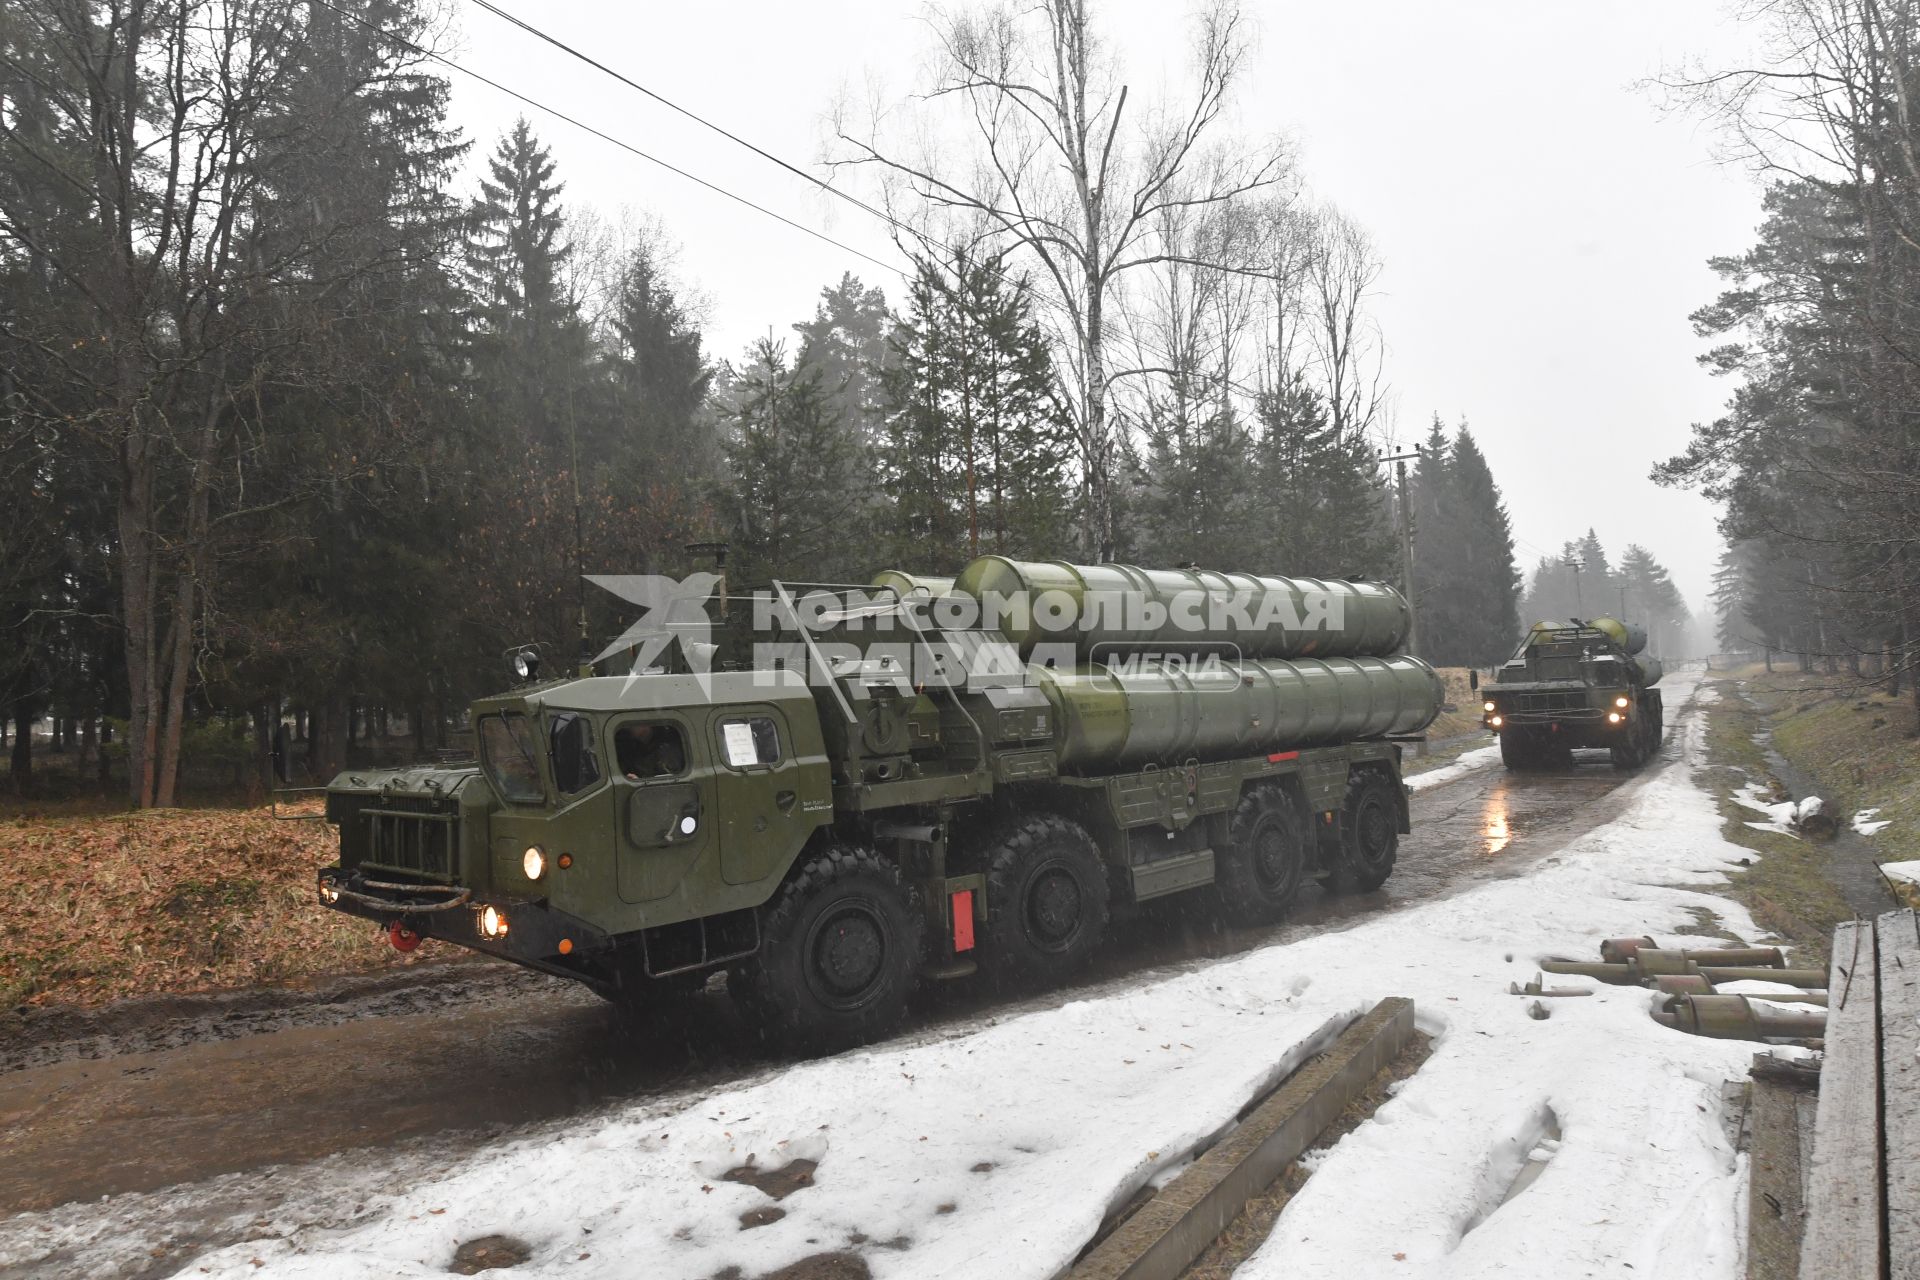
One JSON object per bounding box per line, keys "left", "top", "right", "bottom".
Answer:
{"left": 1, "top": 801, "right": 445, "bottom": 1008}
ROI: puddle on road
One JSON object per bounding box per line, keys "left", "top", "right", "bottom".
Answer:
{"left": 0, "top": 748, "right": 1646, "bottom": 1224}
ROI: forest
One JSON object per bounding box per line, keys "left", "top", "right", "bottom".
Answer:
{"left": 0, "top": 0, "right": 1694, "bottom": 804}
{"left": 1656, "top": 0, "right": 1920, "bottom": 696}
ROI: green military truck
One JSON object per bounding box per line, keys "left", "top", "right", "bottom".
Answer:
{"left": 1478, "top": 617, "right": 1665, "bottom": 772}
{"left": 317, "top": 558, "right": 1444, "bottom": 1047}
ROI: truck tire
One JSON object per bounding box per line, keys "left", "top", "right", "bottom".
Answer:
{"left": 1499, "top": 730, "right": 1534, "bottom": 771}
{"left": 729, "top": 843, "right": 922, "bottom": 1049}
{"left": 1213, "top": 784, "right": 1308, "bottom": 927}
{"left": 977, "top": 813, "right": 1110, "bottom": 988}
{"left": 1329, "top": 770, "right": 1399, "bottom": 893}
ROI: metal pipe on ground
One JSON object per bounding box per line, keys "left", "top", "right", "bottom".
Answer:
{"left": 1651, "top": 994, "right": 1827, "bottom": 1040}
{"left": 1542, "top": 959, "right": 1826, "bottom": 988}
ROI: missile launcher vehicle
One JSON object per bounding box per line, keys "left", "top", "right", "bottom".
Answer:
{"left": 1479, "top": 617, "right": 1665, "bottom": 772}
{"left": 318, "top": 558, "right": 1444, "bottom": 1047}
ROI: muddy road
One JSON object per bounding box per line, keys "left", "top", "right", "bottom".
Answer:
{"left": 0, "top": 738, "right": 1658, "bottom": 1224}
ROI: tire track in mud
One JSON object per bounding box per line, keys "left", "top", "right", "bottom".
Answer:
{"left": 0, "top": 730, "right": 1661, "bottom": 1228}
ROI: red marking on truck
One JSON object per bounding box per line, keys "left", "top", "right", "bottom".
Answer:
{"left": 951, "top": 890, "right": 975, "bottom": 953}
{"left": 388, "top": 921, "right": 420, "bottom": 953}
{"left": 1267, "top": 751, "right": 1299, "bottom": 763}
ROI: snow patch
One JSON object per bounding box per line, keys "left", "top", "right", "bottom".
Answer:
{"left": 1407, "top": 745, "right": 1501, "bottom": 793}
{"left": 1882, "top": 860, "right": 1920, "bottom": 887}
{"left": 1733, "top": 783, "right": 1825, "bottom": 837}
{"left": 1853, "top": 807, "right": 1892, "bottom": 836}
{"left": 1, "top": 671, "right": 1763, "bottom": 1280}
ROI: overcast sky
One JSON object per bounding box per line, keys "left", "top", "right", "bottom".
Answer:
{"left": 446, "top": 1, "right": 1764, "bottom": 618}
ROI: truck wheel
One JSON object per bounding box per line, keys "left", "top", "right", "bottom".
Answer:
{"left": 1213, "top": 785, "right": 1307, "bottom": 926}
{"left": 1329, "top": 771, "right": 1399, "bottom": 893}
{"left": 978, "top": 813, "right": 1109, "bottom": 988}
{"left": 1499, "top": 730, "right": 1533, "bottom": 771}
{"left": 729, "top": 843, "right": 922, "bottom": 1049}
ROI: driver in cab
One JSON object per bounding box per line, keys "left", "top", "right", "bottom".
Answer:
{"left": 615, "top": 723, "right": 684, "bottom": 780}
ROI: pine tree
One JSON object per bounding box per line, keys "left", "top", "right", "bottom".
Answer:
{"left": 876, "top": 249, "right": 1074, "bottom": 569}
{"left": 465, "top": 118, "right": 596, "bottom": 455}
{"left": 726, "top": 337, "right": 867, "bottom": 585}
{"left": 795, "top": 274, "right": 892, "bottom": 444}
{"left": 608, "top": 239, "right": 715, "bottom": 473}
{"left": 1408, "top": 417, "right": 1463, "bottom": 656}
{"left": 1252, "top": 377, "right": 1395, "bottom": 579}
{"left": 1444, "top": 428, "right": 1522, "bottom": 664}
{"left": 1136, "top": 399, "right": 1262, "bottom": 569}
{"left": 1617, "top": 544, "right": 1690, "bottom": 654}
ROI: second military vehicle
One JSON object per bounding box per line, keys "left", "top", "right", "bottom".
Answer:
{"left": 316, "top": 558, "right": 1443, "bottom": 1047}
{"left": 1479, "top": 617, "right": 1664, "bottom": 771}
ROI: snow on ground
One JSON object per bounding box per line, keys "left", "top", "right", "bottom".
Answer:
{"left": 1732, "top": 781, "right": 1817, "bottom": 837}
{"left": 1853, "top": 807, "right": 1892, "bottom": 836}
{"left": 1883, "top": 860, "right": 1920, "bottom": 888}
{"left": 1406, "top": 743, "right": 1501, "bottom": 792}
{"left": 4, "top": 670, "right": 1774, "bottom": 1280}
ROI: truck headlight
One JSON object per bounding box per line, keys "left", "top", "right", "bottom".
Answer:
{"left": 522, "top": 846, "right": 546, "bottom": 880}
{"left": 1489, "top": 715, "right": 1503, "bottom": 728}
{"left": 1483, "top": 700, "right": 1496, "bottom": 712}
{"left": 481, "top": 905, "right": 509, "bottom": 938}
{"left": 319, "top": 878, "right": 341, "bottom": 905}
{"left": 1614, "top": 696, "right": 1629, "bottom": 708}
{"left": 1607, "top": 711, "right": 1622, "bottom": 724}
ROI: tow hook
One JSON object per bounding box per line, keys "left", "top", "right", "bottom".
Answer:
{"left": 388, "top": 920, "right": 422, "bottom": 953}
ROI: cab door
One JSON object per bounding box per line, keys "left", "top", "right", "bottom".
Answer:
{"left": 610, "top": 713, "right": 717, "bottom": 904}
{"left": 711, "top": 706, "right": 813, "bottom": 886}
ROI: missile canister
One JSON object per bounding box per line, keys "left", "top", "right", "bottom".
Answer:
{"left": 871, "top": 570, "right": 956, "bottom": 600}
{"left": 952, "top": 557, "right": 1411, "bottom": 659}
{"left": 1589, "top": 616, "right": 1648, "bottom": 655}
{"left": 1030, "top": 653, "right": 1443, "bottom": 769}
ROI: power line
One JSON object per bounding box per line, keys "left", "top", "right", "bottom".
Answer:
{"left": 307, "top": 0, "right": 908, "bottom": 282}
{"left": 462, "top": 0, "right": 1291, "bottom": 405}
{"left": 348, "top": 0, "right": 1394, "bottom": 480}
{"left": 467, "top": 0, "right": 907, "bottom": 240}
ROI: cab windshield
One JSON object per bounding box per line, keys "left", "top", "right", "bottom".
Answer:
{"left": 479, "top": 713, "right": 545, "bottom": 804}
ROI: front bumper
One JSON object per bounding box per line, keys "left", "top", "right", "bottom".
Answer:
{"left": 318, "top": 867, "right": 611, "bottom": 970}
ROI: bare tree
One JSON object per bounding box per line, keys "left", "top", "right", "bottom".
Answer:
{"left": 1302, "top": 205, "right": 1389, "bottom": 444}
{"left": 833, "top": 0, "right": 1286, "bottom": 555}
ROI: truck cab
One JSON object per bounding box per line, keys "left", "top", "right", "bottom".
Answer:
{"left": 319, "top": 671, "right": 833, "bottom": 999}
{"left": 1480, "top": 618, "right": 1665, "bottom": 771}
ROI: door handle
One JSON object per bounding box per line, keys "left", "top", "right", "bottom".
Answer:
{"left": 776, "top": 790, "right": 796, "bottom": 812}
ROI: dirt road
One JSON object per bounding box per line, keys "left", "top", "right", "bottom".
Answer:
{"left": 0, "top": 737, "right": 1655, "bottom": 1242}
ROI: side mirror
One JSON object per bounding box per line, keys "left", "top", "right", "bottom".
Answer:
{"left": 1469, "top": 670, "right": 1479, "bottom": 691}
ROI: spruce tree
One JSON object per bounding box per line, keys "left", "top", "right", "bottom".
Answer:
{"left": 1617, "top": 544, "right": 1690, "bottom": 654}
{"left": 465, "top": 118, "right": 596, "bottom": 455}
{"left": 1252, "top": 377, "right": 1395, "bottom": 579}
{"left": 1444, "top": 428, "right": 1522, "bottom": 664}
{"left": 877, "top": 249, "right": 1074, "bottom": 569}
{"left": 609, "top": 240, "right": 715, "bottom": 473}
{"left": 726, "top": 337, "right": 866, "bottom": 585}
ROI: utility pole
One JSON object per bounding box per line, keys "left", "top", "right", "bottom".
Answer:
{"left": 1564, "top": 556, "right": 1585, "bottom": 614}
{"left": 1385, "top": 448, "right": 1423, "bottom": 658}
{"left": 1618, "top": 585, "right": 1628, "bottom": 621}
{"left": 1384, "top": 447, "right": 1425, "bottom": 758}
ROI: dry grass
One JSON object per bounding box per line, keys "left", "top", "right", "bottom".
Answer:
{"left": 1697, "top": 669, "right": 1915, "bottom": 970}
{"left": 0, "top": 797, "right": 432, "bottom": 1008}
{"left": 1426, "top": 666, "right": 1488, "bottom": 741}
